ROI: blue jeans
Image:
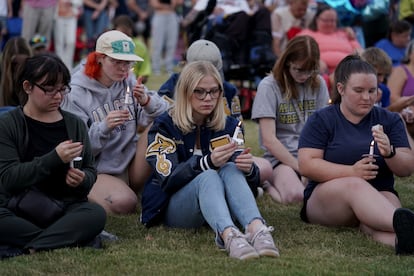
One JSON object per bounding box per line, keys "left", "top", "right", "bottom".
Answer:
{"left": 150, "top": 12, "right": 179, "bottom": 73}
{"left": 164, "top": 163, "right": 262, "bottom": 235}
{"left": 82, "top": 9, "right": 108, "bottom": 42}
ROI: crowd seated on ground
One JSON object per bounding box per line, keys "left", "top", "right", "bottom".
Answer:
{"left": 0, "top": 1, "right": 407, "bottom": 88}
{"left": 1, "top": 0, "right": 414, "bottom": 264}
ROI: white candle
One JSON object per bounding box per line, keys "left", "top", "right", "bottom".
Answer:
{"left": 232, "top": 121, "right": 242, "bottom": 140}
{"left": 124, "top": 86, "right": 131, "bottom": 105}
{"left": 70, "top": 156, "right": 83, "bottom": 168}
{"left": 369, "top": 140, "right": 374, "bottom": 156}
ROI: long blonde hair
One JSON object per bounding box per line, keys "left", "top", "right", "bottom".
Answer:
{"left": 172, "top": 61, "right": 225, "bottom": 134}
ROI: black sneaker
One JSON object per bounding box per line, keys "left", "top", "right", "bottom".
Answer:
{"left": 84, "top": 235, "right": 103, "bottom": 249}
{"left": 393, "top": 208, "right": 414, "bottom": 255}
{"left": 0, "top": 245, "right": 25, "bottom": 260}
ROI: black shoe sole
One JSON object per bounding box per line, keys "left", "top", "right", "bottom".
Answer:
{"left": 84, "top": 235, "right": 103, "bottom": 249}
{"left": 393, "top": 208, "right": 414, "bottom": 255}
{"left": 0, "top": 246, "right": 25, "bottom": 260}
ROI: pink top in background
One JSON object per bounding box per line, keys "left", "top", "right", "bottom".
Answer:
{"left": 298, "top": 29, "right": 361, "bottom": 74}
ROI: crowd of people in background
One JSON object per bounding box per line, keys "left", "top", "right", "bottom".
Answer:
{"left": 3, "top": 0, "right": 414, "bottom": 261}
{"left": 0, "top": 0, "right": 408, "bottom": 88}
{"left": 0, "top": 0, "right": 408, "bottom": 76}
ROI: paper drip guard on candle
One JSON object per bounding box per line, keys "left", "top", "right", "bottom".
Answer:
{"left": 232, "top": 121, "right": 244, "bottom": 146}
{"left": 121, "top": 86, "right": 133, "bottom": 110}
{"left": 361, "top": 140, "right": 378, "bottom": 159}
{"left": 70, "top": 157, "right": 83, "bottom": 168}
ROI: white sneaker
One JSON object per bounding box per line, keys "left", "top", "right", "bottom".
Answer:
{"left": 248, "top": 225, "right": 280, "bottom": 257}
{"left": 224, "top": 228, "right": 259, "bottom": 260}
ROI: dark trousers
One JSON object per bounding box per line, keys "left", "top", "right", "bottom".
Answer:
{"left": 0, "top": 201, "right": 106, "bottom": 251}
{"left": 223, "top": 8, "right": 272, "bottom": 64}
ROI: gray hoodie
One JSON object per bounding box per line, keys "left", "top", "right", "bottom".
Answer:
{"left": 61, "top": 70, "right": 168, "bottom": 175}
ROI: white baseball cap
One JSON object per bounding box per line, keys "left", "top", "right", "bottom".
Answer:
{"left": 96, "top": 30, "right": 143, "bottom": 62}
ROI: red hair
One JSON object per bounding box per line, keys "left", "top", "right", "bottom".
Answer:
{"left": 84, "top": 52, "right": 105, "bottom": 79}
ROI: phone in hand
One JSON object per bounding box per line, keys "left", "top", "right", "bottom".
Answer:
{"left": 210, "top": 134, "right": 231, "bottom": 150}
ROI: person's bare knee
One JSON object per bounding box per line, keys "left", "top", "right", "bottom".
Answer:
{"left": 104, "top": 192, "right": 138, "bottom": 214}
{"left": 253, "top": 157, "right": 272, "bottom": 184}
{"left": 89, "top": 174, "right": 138, "bottom": 215}
{"left": 272, "top": 165, "right": 304, "bottom": 204}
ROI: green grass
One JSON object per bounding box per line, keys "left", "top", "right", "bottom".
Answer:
{"left": 3, "top": 74, "right": 414, "bottom": 274}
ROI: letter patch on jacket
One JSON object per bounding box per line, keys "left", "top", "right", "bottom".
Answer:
{"left": 147, "top": 133, "right": 176, "bottom": 176}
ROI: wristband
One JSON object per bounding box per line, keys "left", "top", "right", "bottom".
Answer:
{"left": 140, "top": 95, "right": 151, "bottom": 107}
{"left": 384, "top": 145, "right": 395, "bottom": 159}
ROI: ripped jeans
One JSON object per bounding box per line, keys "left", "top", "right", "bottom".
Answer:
{"left": 164, "top": 163, "right": 263, "bottom": 246}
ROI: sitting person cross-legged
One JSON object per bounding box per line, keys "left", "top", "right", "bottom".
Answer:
{"left": 0, "top": 53, "right": 106, "bottom": 259}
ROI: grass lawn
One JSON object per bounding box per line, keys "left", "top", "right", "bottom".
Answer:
{"left": 3, "top": 73, "right": 414, "bottom": 274}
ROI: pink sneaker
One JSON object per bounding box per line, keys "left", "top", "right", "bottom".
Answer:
{"left": 224, "top": 228, "right": 260, "bottom": 260}
{"left": 248, "top": 225, "right": 280, "bottom": 257}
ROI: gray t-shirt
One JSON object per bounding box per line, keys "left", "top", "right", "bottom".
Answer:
{"left": 251, "top": 74, "right": 329, "bottom": 166}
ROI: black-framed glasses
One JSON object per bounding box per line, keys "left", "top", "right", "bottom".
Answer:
{"left": 193, "top": 87, "right": 222, "bottom": 100}
{"left": 33, "top": 83, "right": 71, "bottom": 97}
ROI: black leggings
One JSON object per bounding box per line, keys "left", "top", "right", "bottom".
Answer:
{"left": 0, "top": 201, "right": 106, "bottom": 251}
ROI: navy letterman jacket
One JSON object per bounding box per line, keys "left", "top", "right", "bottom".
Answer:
{"left": 140, "top": 111, "right": 260, "bottom": 227}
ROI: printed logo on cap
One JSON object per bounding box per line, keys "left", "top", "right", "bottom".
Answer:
{"left": 111, "top": 40, "right": 134, "bottom": 54}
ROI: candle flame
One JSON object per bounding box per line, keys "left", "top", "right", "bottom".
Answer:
{"left": 370, "top": 140, "right": 374, "bottom": 146}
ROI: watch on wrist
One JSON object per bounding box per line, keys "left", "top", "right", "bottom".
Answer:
{"left": 384, "top": 145, "right": 396, "bottom": 159}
